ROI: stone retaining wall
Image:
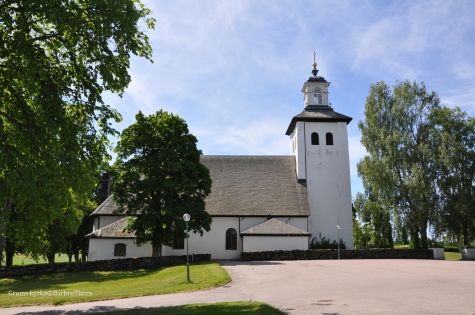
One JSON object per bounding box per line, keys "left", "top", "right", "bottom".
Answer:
{"left": 241, "top": 249, "right": 434, "bottom": 261}
{"left": 0, "top": 254, "right": 211, "bottom": 277}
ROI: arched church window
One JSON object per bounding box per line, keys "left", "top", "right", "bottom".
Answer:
{"left": 326, "top": 133, "right": 334, "bottom": 145}
{"left": 114, "top": 243, "right": 126, "bottom": 256}
{"left": 225, "top": 228, "right": 237, "bottom": 250}
{"left": 311, "top": 132, "right": 319, "bottom": 145}
{"left": 313, "top": 88, "right": 323, "bottom": 105}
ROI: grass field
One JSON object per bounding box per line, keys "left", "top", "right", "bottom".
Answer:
{"left": 444, "top": 252, "right": 462, "bottom": 260}
{"left": 99, "top": 302, "right": 286, "bottom": 315}
{"left": 0, "top": 261, "right": 230, "bottom": 307}
{"left": 10, "top": 254, "right": 71, "bottom": 266}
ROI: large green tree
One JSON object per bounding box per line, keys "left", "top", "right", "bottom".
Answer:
{"left": 357, "top": 80, "right": 441, "bottom": 249}
{"left": 0, "top": 0, "right": 154, "bottom": 260}
{"left": 433, "top": 107, "right": 475, "bottom": 246}
{"left": 112, "top": 111, "right": 213, "bottom": 257}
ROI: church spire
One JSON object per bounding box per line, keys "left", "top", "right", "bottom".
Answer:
{"left": 312, "top": 51, "right": 319, "bottom": 77}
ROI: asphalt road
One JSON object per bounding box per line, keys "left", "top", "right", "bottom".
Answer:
{"left": 3, "top": 259, "right": 475, "bottom": 315}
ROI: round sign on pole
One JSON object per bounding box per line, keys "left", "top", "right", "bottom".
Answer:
{"left": 183, "top": 213, "right": 190, "bottom": 222}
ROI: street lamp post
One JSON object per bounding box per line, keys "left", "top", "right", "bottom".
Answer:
{"left": 337, "top": 225, "right": 340, "bottom": 260}
{"left": 183, "top": 213, "right": 191, "bottom": 283}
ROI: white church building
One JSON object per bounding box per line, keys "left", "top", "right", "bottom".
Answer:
{"left": 86, "top": 63, "right": 354, "bottom": 260}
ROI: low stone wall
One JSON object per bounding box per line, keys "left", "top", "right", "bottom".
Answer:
{"left": 241, "top": 249, "right": 434, "bottom": 261}
{"left": 0, "top": 254, "right": 211, "bottom": 277}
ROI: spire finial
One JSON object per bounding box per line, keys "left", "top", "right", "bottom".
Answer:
{"left": 312, "top": 51, "right": 318, "bottom": 76}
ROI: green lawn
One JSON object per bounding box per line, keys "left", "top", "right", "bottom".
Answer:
{"left": 100, "top": 302, "right": 285, "bottom": 315}
{"left": 0, "top": 261, "right": 230, "bottom": 307}
{"left": 444, "top": 252, "right": 462, "bottom": 260}
{"left": 10, "top": 253, "right": 71, "bottom": 266}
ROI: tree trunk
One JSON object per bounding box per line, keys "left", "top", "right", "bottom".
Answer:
{"left": 5, "top": 237, "right": 15, "bottom": 269}
{"left": 81, "top": 249, "right": 87, "bottom": 262}
{"left": 152, "top": 243, "right": 162, "bottom": 257}
{"left": 0, "top": 198, "right": 13, "bottom": 266}
{"left": 462, "top": 216, "right": 469, "bottom": 246}
{"left": 68, "top": 254, "right": 73, "bottom": 262}
{"left": 420, "top": 221, "right": 429, "bottom": 250}
{"left": 47, "top": 250, "right": 55, "bottom": 264}
{"left": 411, "top": 226, "right": 421, "bottom": 249}
{"left": 74, "top": 248, "right": 79, "bottom": 262}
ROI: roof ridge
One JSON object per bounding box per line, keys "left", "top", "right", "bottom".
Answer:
{"left": 90, "top": 194, "right": 114, "bottom": 216}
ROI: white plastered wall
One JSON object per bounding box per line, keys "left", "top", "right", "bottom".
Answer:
{"left": 302, "top": 81, "right": 330, "bottom": 106}
{"left": 243, "top": 236, "right": 309, "bottom": 252}
{"left": 291, "top": 122, "right": 306, "bottom": 180}
{"left": 93, "top": 216, "right": 124, "bottom": 232}
{"left": 162, "top": 216, "right": 309, "bottom": 259}
{"left": 88, "top": 238, "right": 152, "bottom": 261}
{"left": 162, "top": 217, "right": 241, "bottom": 259}
{"left": 304, "top": 121, "right": 354, "bottom": 249}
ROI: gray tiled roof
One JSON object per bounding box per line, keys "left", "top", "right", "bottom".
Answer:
{"left": 240, "top": 218, "right": 310, "bottom": 236}
{"left": 85, "top": 218, "right": 134, "bottom": 238}
{"left": 90, "top": 195, "right": 120, "bottom": 216}
{"left": 91, "top": 156, "right": 310, "bottom": 217}
{"left": 285, "top": 109, "right": 352, "bottom": 135}
{"left": 201, "top": 156, "right": 309, "bottom": 217}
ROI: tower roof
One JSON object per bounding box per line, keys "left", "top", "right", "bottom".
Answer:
{"left": 307, "top": 76, "right": 327, "bottom": 82}
{"left": 285, "top": 109, "right": 353, "bottom": 135}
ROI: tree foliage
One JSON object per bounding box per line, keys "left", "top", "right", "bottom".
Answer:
{"left": 353, "top": 193, "right": 393, "bottom": 248}
{"left": 358, "top": 80, "right": 475, "bottom": 248}
{"left": 358, "top": 80, "right": 441, "bottom": 249}
{"left": 112, "top": 111, "right": 213, "bottom": 257}
{"left": 432, "top": 107, "right": 475, "bottom": 246}
{"left": 0, "top": 0, "right": 154, "bottom": 260}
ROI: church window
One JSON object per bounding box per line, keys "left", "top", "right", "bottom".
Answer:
{"left": 172, "top": 238, "right": 185, "bottom": 249}
{"left": 311, "top": 132, "right": 319, "bottom": 145}
{"left": 114, "top": 243, "right": 126, "bottom": 256}
{"left": 225, "top": 228, "right": 237, "bottom": 250}
{"left": 313, "top": 88, "right": 323, "bottom": 105}
{"left": 326, "top": 132, "right": 334, "bottom": 145}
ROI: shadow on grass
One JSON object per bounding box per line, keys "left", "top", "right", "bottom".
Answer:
{"left": 13, "top": 302, "right": 286, "bottom": 315}
{"left": 12, "top": 305, "right": 143, "bottom": 315}
{"left": 0, "top": 261, "right": 212, "bottom": 294}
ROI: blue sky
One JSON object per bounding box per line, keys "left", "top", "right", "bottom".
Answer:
{"left": 103, "top": 0, "right": 475, "bottom": 197}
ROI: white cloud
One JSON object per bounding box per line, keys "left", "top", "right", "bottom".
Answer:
{"left": 104, "top": 0, "right": 475, "bottom": 196}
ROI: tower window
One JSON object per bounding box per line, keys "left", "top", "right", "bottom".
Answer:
{"left": 114, "top": 243, "right": 126, "bottom": 256}
{"left": 313, "top": 88, "right": 323, "bottom": 105}
{"left": 225, "top": 228, "right": 237, "bottom": 250}
{"left": 311, "top": 132, "right": 319, "bottom": 145}
{"left": 326, "top": 133, "right": 334, "bottom": 145}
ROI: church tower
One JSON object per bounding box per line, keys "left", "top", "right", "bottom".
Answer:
{"left": 285, "top": 60, "right": 354, "bottom": 249}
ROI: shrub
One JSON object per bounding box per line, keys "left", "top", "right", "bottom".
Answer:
{"left": 444, "top": 246, "right": 459, "bottom": 253}
{"left": 309, "top": 237, "right": 346, "bottom": 250}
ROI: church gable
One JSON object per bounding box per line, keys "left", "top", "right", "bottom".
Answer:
{"left": 90, "top": 195, "right": 120, "bottom": 216}
{"left": 241, "top": 218, "right": 310, "bottom": 236}
{"left": 86, "top": 218, "right": 134, "bottom": 239}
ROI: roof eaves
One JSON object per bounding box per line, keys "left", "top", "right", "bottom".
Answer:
{"left": 240, "top": 233, "right": 311, "bottom": 236}
{"left": 285, "top": 111, "right": 353, "bottom": 135}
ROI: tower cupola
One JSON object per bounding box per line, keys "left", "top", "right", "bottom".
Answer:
{"left": 302, "top": 55, "right": 331, "bottom": 110}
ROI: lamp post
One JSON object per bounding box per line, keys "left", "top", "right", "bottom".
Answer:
{"left": 337, "top": 225, "right": 340, "bottom": 260}
{"left": 183, "top": 213, "right": 191, "bottom": 283}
